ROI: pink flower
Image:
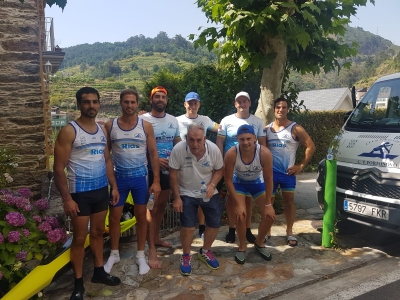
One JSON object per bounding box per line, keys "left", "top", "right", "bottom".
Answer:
{"left": 17, "top": 188, "right": 32, "bottom": 198}
{"left": 5, "top": 212, "right": 26, "bottom": 227}
{"left": 44, "top": 216, "right": 59, "bottom": 228}
{"left": 16, "top": 250, "right": 27, "bottom": 261}
{"left": 14, "top": 196, "right": 32, "bottom": 212}
{"left": 38, "top": 221, "right": 52, "bottom": 233}
{"left": 7, "top": 231, "right": 20, "bottom": 243}
{"left": 0, "top": 233, "right": 4, "bottom": 244}
{"left": 22, "top": 229, "right": 30, "bottom": 237}
{"left": 32, "top": 215, "right": 42, "bottom": 223}
{"left": 46, "top": 229, "right": 61, "bottom": 243}
{"left": 33, "top": 198, "right": 49, "bottom": 211}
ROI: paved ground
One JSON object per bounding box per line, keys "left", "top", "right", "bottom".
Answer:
{"left": 41, "top": 173, "right": 400, "bottom": 299}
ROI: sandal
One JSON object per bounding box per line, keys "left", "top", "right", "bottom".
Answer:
{"left": 287, "top": 235, "right": 298, "bottom": 247}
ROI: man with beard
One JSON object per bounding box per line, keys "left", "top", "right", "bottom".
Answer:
{"left": 217, "top": 91, "right": 266, "bottom": 244}
{"left": 104, "top": 89, "right": 161, "bottom": 275}
{"left": 54, "top": 87, "right": 121, "bottom": 300}
{"left": 176, "top": 92, "right": 219, "bottom": 239}
{"left": 266, "top": 97, "right": 315, "bottom": 247}
{"left": 140, "top": 86, "right": 181, "bottom": 248}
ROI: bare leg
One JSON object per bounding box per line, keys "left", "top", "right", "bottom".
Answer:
{"left": 153, "top": 189, "right": 172, "bottom": 247}
{"left": 226, "top": 195, "right": 236, "bottom": 228}
{"left": 70, "top": 215, "right": 90, "bottom": 278}
{"left": 283, "top": 191, "right": 296, "bottom": 244}
{"left": 267, "top": 196, "right": 275, "bottom": 237}
{"left": 255, "top": 195, "right": 274, "bottom": 247}
{"left": 245, "top": 196, "right": 253, "bottom": 228}
{"left": 180, "top": 227, "right": 195, "bottom": 254}
{"left": 197, "top": 207, "right": 205, "bottom": 235}
{"left": 89, "top": 210, "right": 108, "bottom": 267}
{"left": 147, "top": 209, "right": 161, "bottom": 268}
{"left": 202, "top": 227, "right": 219, "bottom": 250}
{"left": 235, "top": 194, "right": 247, "bottom": 252}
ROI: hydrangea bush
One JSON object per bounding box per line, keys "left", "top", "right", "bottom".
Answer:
{"left": 0, "top": 147, "right": 18, "bottom": 188}
{"left": 0, "top": 188, "right": 68, "bottom": 297}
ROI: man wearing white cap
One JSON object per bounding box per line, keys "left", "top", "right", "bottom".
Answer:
{"left": 216, "top": 91, "right": 266, "bottom": 244}
{"left": 176, "top": 92, "right": 219, "bottom": 238}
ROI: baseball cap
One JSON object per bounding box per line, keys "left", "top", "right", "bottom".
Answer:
{"left": 235, "top": 91, "right": 250, "bottom": 101}
{"left": 150, "top": 86, "right": 168, "bottom": 98}
{"left": 237, "top": 124, "right": 255, "bottom": 136}
{"left": 185, "top": 92, "right": 200, "bottom": 102}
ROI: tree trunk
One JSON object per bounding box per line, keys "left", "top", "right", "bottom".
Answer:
{"left": 255, "top": 36, "right": 287, "bottom": 125}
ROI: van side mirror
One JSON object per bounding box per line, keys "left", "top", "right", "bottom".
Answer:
{"left": 344, "top": 110, "right": 352, "bottom": 124}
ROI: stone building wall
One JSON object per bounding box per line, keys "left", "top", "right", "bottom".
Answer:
{"left": 0, "top": 0, "right": 47, "bottom": 195}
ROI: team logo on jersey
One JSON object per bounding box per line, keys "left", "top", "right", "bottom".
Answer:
{"left": 272, "top": 142, "right": 286, "bottom": 148}
{"left": 161, "top": 131, "right": 167, "bottom": 139}
{"left": 134, "top": 133, "right": 143, "bottom": 139}
{"left": 100, "top": 136, "right": 106, "bottom": 143}
{"left": 253, "top": 166, "right": 261, "bottom": 171}
{"left": 80, "top": 137, "right": 87, "bottom": 145}
{"left": 202, "top": 161, "right": 210, "bottom": 167}
{"left": 282, "top": 134, "right": 290, "bottom": 139}
{"left": 198, "top": 122, "right": 205, "bottom": 127}
{"left": 168, "top": 122, "right": 176, "bottom": 129}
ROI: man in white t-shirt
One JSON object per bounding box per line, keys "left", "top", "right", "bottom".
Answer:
{"left": 169, "top": 124, "right": 224, "bottom": 276}
{"left": 216, "top": 91, "right": 266, "bottom": 244}
{"left": 176, "top": 91, "right": 219, "bottom": 238}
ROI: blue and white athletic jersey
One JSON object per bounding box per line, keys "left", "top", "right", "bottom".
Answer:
{"left": 139, "top": 113, "right": 180, "bottom": 168}
{"left": 110, "top": 118, "right": 147, "bottom": 178}
{"left": 218, "top": 114, "right": 266, "bottom": 154}
{"left": 176, "top": 114, "right": 218, "bottom": 140}
{"left": 67, "top": 121, "right": 108, "bottom": 193}
{"left": 233, "top": 144, "right": 264, "bottom": 184}
{"left": 266, "top": 122, "right": 299, "bottom": 174}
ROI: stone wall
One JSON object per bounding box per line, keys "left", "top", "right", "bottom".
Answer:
{"left": 0, "top": 0, "right": 47, "bottom": 195}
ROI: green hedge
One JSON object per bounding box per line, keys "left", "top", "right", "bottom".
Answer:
{"left": 292, "top": 110, "right": 348, "bottom": 169}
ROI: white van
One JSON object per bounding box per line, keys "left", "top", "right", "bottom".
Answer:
{"left": 316, "top": 72, "right": 400, "bottom": 234}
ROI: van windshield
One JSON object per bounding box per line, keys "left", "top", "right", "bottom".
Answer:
{"left": 346, "top": 77, "right": 400, "bottom": 132}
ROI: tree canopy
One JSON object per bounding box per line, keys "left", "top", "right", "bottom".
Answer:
{"left": 13, "top": 0, "right": 67, "bottom": 9}
{"left": 192, "top": 0, "right": 375, "bottom": 123}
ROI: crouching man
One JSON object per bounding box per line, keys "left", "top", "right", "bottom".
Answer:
{"left": 169, "top": 124, "right": 224, "bottom": 276}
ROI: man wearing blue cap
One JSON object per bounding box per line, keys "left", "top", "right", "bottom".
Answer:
{"left": 224, "top": 124, "right": 275, "bottom": 264}
{"left": 176, "top": 92, "right": 219, "bottom": 238}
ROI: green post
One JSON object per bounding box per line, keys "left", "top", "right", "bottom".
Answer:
{"left": 322, "top": 158, "right": 337, "bottom": 247}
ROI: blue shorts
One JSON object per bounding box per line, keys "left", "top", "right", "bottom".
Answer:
{"left": 113, "top": 176, "right": 148, "bottom": 206}
{"left": 233, "top": 182, "right": 265, "bottom": 200}
{"left": 180, "top": 194, "right": 222, "bottom": 228}
{"left": 272, "top": 171, "right": 296, "bottom": 195}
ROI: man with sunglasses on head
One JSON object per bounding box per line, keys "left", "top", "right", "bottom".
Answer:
{"left": 140, "top": 86, "right": 181, "bottom": 249}
{"left": 176, "top": 91, "right": 219, "bottom": 239}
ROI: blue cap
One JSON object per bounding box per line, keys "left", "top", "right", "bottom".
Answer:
{"left": 185, "top": 92, "right": 200, "bottom": 102}
{"left": 237, "top": 124, "right": 255, "bottom": 136}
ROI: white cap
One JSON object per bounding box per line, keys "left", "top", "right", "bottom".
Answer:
{"left": 235, "top": 91, "right": 250, "bottom": 101}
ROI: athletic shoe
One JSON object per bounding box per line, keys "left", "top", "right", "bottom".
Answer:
{"left": 225, "top": 231, "right": 235, "bottom": 243}
{"left": 235, "top": 251, "right": 246, "bottom": 264}
{"left": 180, "top": 254, "right": 192, "bottom": 276}
{"left": 198, "top": 248, "right": 219, "bottom": 270}
{"left": 69, "top": 288, "right": 84, "bottom": 300}
{"left": 254, "top": 243, "right": 272, "bottom": 261}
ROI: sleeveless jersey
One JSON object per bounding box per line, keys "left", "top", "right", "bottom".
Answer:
{"left": 266, "top": 122, "right": 299, "bottom": 174}
{"left": 139, "top": 113, "right": 180, "bottom": 169}
{"left": 218, "top": 113, "right": 266, "bottom": 154}
{"left": 67, "top": 121, "right": 108, "bottom": 193}
{"left": 176, "top": 114, "right": 218, "bottom": 140}
{"left": 233, "top": 144, "right": 264, "bottom": 184}
{"left": 110, "top": 118, "right": 147, "bottom": 178}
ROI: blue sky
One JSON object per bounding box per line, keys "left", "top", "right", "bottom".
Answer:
{"left": 46, "top": 0, "right": 399, "bottom": 48}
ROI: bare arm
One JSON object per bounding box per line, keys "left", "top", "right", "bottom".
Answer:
{"left": 53, "top": 125, "right": 79, "bottom": 217}
{"left": 169, "top": 168, "right": 182, "bottom": 213}
{"left": 216, "top": 135, "right": 225, "bottom": 156}
{"left": 257, "top": 136, "right": 267, "bottom": 147}
{"left": 144, "top": 121, "right": 161, "bottom": 200}
{"left": 206, "top": 166, "right": 224, "bottom": 199}
{"left": 287, "top": 125, "right": 316, "bottom": 175}
{"left": 102, "top": 126, "right": 119, "bottom": 205}
{"left": 260, "top": 147, "right": 275, "bottom": 221}
{"left": 223, "top": 149, "right": 238, "bottom": 203}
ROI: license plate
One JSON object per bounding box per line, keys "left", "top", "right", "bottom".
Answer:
{"left": 344, "top": 199, "right": 389, "bottom": 221}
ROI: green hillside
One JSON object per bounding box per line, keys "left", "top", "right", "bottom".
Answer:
{"left": 50, "top": 26, "right": 400, "bottom": 113}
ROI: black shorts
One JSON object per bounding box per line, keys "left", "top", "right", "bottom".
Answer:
{"left": 148, "top": 169, "right": 170, "bottom": 190}
{"left": 70, "top": 186, "right": 109, "bottom": 216}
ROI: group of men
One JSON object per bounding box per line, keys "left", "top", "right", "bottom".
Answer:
{"left": 53, "top": 86, "right": 315, "bottom": 299}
